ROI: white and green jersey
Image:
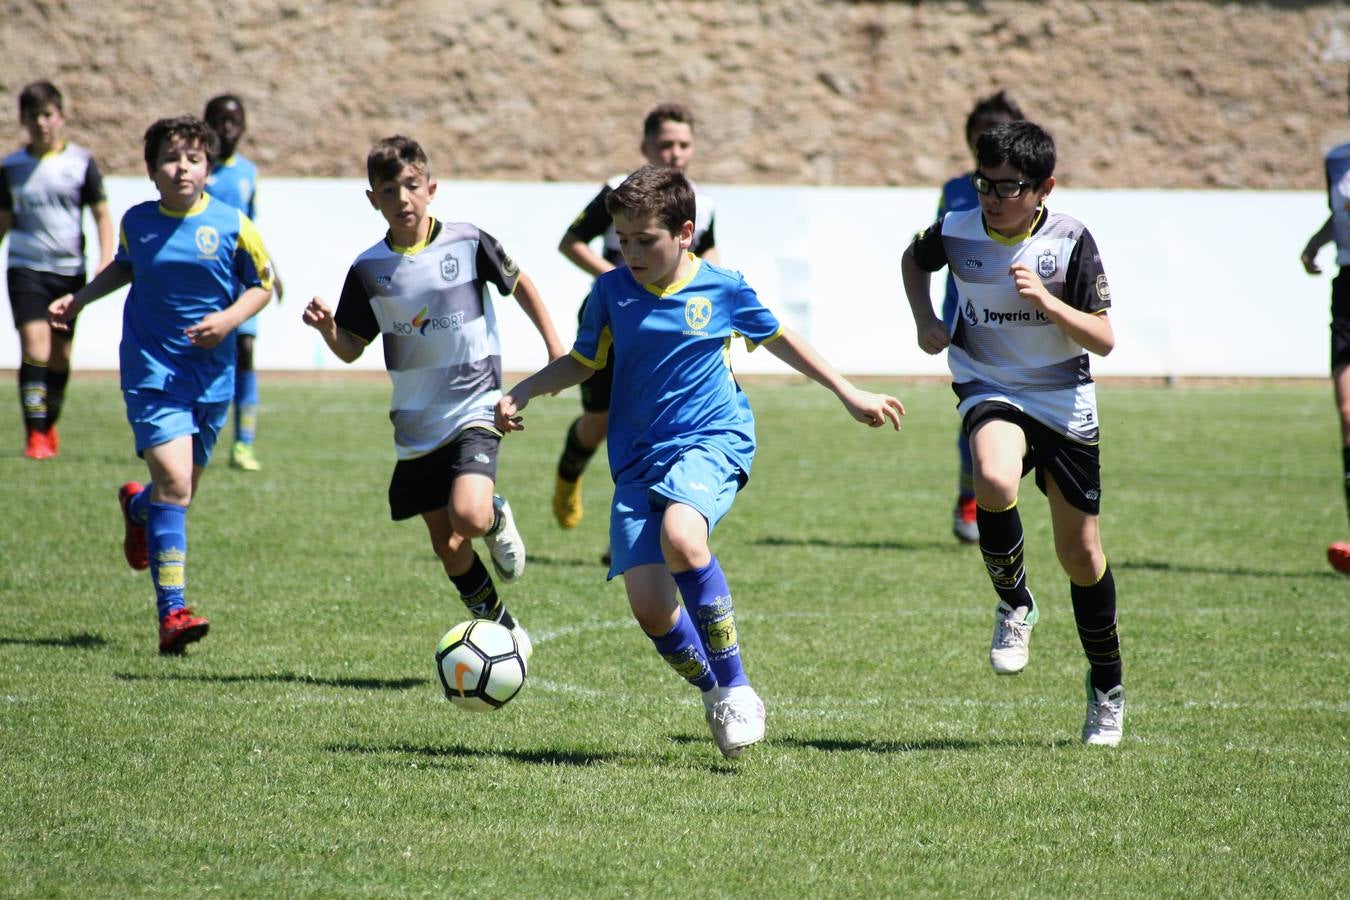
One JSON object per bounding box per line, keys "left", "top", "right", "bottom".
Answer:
{"left": 0, "top": 141, "right": 105, "bottom": 275}
{"left": 333, "top": 218, "right": 521, "bottom": 459}
{"left": 910, "top": 206, "right": 1112, "bottom": 444}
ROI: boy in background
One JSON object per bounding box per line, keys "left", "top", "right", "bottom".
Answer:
{"left": 935, "top": 89, "right": 1024, "bottom": 542}
{"left": 204, "top": 94, "right": 282, "bottom": 472}
{"left": 552, "top": 103, "right": 718, "bottom": 554}
{"left": 902, "top": 121, "right": 1126, "bottom": 746}
{"left": 303, "top": 135, "right": 564, "bottom": 655}
{"left": 49, "top": 115, "right": 274, "bottom": 653}
{"left": 0, "top": 81, "right": 114, "bottom": 459}
{"left": 497, "top": 165, "right": 904, "bottom": 758}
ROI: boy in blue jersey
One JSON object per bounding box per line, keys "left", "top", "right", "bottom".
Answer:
{"left": 0, "top": 81, "right": 115, "bottom": 459}
{"left": 935, "top": 89, "right": 1024, "bottom": 543}
{"left": 1299, "top": 68, "right": 1350, "bottom": 575}
{"left": 49, "top": 116, "right": 274, "bottom": 654}
{"left": 303, "top": 135, "right": 564, "bottom": 659}
{"left": 496, "top": 165, "right": 904, "bottom": 758}
{"left": 204, "top": 94, "right": 282, "bottom": 473}
{"left": 903, "top": 121, "right": 1125, "bottom": 746}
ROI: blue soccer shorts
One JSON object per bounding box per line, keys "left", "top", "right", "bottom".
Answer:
{"left": 124, "top": 389, "right": 231, "bottom": 466}
{"left": 607, "top": 444, "right": 746, "bottom": 579}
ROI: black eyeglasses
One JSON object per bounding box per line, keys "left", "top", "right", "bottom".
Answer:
{"left": 971, "top": 172, "right": 1040, "bottom": 199}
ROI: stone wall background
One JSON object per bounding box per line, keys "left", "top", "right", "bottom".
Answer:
{"left": 3, "top": 0, "right": 1349, "bottom": 189}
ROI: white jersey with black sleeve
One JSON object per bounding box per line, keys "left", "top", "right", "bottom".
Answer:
{"left": 910, "top": 206, "right": 1112, "bottom": 444}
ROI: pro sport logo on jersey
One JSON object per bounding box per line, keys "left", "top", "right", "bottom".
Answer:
{"left": 194, "top": 226, "right": 220, "bottom": 258}
{"left": 684, "top": 296, "right": 712, "bottom": 335}
{"left": 392, "top": 305, "right": 465, "bottom": 336}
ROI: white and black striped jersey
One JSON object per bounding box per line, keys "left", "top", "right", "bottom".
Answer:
{"left": 566, "top": 172, "right": 716, "bottom": 267}
{"left": 910, "top": 206, "right": 1112, "bottom": 444}
{"left": 0, "top": 142, "right": 105, "bottom": 275}
{"left": 334, "top": 219, "right": 520, "bottom": 459}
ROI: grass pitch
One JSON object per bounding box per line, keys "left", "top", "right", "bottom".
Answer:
{"left": 1, "top": 376, "right": 1346, "bottom": 897}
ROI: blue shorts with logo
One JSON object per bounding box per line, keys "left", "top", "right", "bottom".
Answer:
{"left": 124, "top": 389, "right": 230, "bottom": 466}
{"left": 607, "top": 444, "right": 746, "bottom": 579}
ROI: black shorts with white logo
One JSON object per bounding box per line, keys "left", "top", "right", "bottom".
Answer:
{"left": 8, "top": 267, "right": 85, "bottom": 333}
{"left": 1331, "top": 268, "right": 1350, "bottom": 369}
{"left": 388, "top": 427, "right": 501, "bottom": 521}
{"left": 963, "top": 400, "right": 1102, "bottom": 515}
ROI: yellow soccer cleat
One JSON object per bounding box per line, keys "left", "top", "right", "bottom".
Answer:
{"left": 553, "top": 474, "right": 583, "bottom": 529}
{"left": 230, "top": 441, "right": 262, "bottom": 472}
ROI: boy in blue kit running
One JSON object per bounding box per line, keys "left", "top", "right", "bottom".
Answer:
{"left": 49, "top": 115, "right": 274, "bottom": 654}
{"left": 203, "top": 94, "right": 282, "bottom": 472}
{"left": 496, "top": 165, "right": 904, "bottom": 758}
{"left": 303, "top": 136, "right": 564, "bottom": 656}
{"left": 902, "top": 121, "right": 1125, "bottom": 746}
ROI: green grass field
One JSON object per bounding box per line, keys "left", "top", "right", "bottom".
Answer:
{"left": 1, "top": 375, "right": 1346, "bottom": 897}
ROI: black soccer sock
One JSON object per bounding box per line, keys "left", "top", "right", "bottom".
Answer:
{"left": 557, "top": 417, "right": 598, "bottom": 482}
{"left": 18, "top": 361, "right": 48, "bottom": 432}
{"left": 448, "top": 553, "right": 515, "bottom": 629}
{"left": 1342, "top": 446, "right": 1350, "bottom": 527}
{"left": 1071, "top": 564, "right": 1122, "bottom": 692}
{"left": 45, "top": 368, "right": 69, "bottom": 427}
{"left": 976, "top": 501, "right": 1034, "bottom": 612}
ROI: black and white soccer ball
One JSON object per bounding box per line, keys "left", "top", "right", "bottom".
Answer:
{"left": 435, "top": 619, "right": 526, "bottom": 712}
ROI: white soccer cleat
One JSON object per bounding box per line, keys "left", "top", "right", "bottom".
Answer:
{"left": 709, "top": 685, "right": 765, "bottom": 759}
{"left": 1082, "top": 677, "right": 1125, "bottom": 747}
{"left": 990, "top": 599, "right": 1037, "bottom": 675}
{"left": 485, "top": 495, "right": 526, "bottom": 583}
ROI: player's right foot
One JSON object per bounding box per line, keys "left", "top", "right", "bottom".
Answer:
{"left": 990, "top": 599, "right": 1037, "bottom": 674}
{"left": 230, "top": 441, "right": 261, "bottom": 472}
{"left": 952, "top": 495, "right": 979, "bottom": 543}
{"left": 24, "top": 428, "right": 56, "bottom": 460}
{"left": 1082, "top": 675, "right": 1125, "bottom": 747}
{"left": 709, "top": 685, "right": 766, "bottom": 759}
{"left": 118, "top": 482, "right": 150, "bottom": 571}
{"left": 158, "top": 606, "right": 210, "bottom": 654}
{"left": 485, "top": 495, "right": 526, "bottom": 583}
{"left": 1328, "top": 541, "right": 1350, "bottom": 575}
{"left": 552, "top": 474, "right": 583, "bottom": 529}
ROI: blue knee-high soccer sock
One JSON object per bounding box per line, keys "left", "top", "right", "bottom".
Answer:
{"left": 127, "top": 484, "right": 152, "bottom": 525}
{"left": 1071, "top": 564, "right": 1122, "bottom": 692}
{"left": 147, "top": 501, "right": 188, "bottom": 620}
{"left": 648, "top": 605, "right": 718, "bottom": 693}
{"left": 672, "top": 556, "right": 747, "bottom": 689}
{"left": 234, "top": 368, "right": 259, "bottom": 445}
{"left": 976, "top": 501, "right": 1034, "bottom": 612}
{"left": 957, "top": 431, "right": 975, "bottom": 500}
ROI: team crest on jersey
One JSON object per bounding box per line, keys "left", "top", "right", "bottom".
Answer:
{"left": 684, "top": 296, "right": 712, "bottom": 333}
{"left": 440, "top": 254, "right": 458, "bottom": 282}
{"left": 1095, "top": 274, "right": 1111, "bottom": 303}
{"left": 501, "top": 254, "right": 519, "bottom": 279}
{"left": 194, "top": 225, "right": 220, "bottom": 257}
{"left": 1037, "top": 248, "right": 1057, "bottom": 279}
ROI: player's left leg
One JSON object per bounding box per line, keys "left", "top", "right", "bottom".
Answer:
{"left": 952, "top": 430, "right": 979, "bottom": 543}
{"left": 142, "top": 435, "right": 207, "bottom": 654}
{"left": 16, "top": 320, "right": 54, "bottom": 459}
{"left": 1328, "top": 362, "right": 1350, "bottom": 574}
{"left": 230, "top": 330, "right": 261, "bottom": 471}
{"left": 44, "top": 327, "right": 74, "bottom": 454}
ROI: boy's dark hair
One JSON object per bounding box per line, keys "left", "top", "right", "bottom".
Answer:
{"left": 203, "top": 94, "right": 245, "bottom": 122}
{"left": 19, "top": 81, "right": 63, "bottom": 118}
{"left": 367, "top": 135, "right": 429, "bottom": 187}
{"left": 142, "top": 116, "right": 220, "bottom": 170}
{"left": 975, "top": 121, "right": 1056, "bottom": 183}
{"left": 642, "top": 102, "right": 695, "bottom": 139}
{"left": 604, "top": 164, "right": 695, "bottom": 235}
{"left": 965, "top": 89, "right": 1023, "bottom": 147}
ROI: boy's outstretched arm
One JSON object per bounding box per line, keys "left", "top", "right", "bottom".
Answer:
{"left": 902, "top": 245, "right": 949, "bottom": 355}
{"left": 1302, "top": 215, "right": 1334, "bottom": 275}
{"left": 764, "top": 327, "right": 905, "bottom": 430}
{"left": 559, "top": 229, "right": 615, "bottom": 278}
{"left": 48, "top": 262, "right": 133, "bottom": 331}
{"left": 512, "top": 272, "right": 567, "bottom": 360}
{"left": 495, "top": 355, "right": 594, "bottom": 433}
{"left": 91, "top": 201, "right": 115, "bottom": 273}
{"left": 302, "top": 296, "right": 366, "bottom": 363}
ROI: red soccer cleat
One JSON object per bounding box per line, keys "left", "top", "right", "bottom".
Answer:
{"left": 24, "top": 428, "right": 56, "bottom": 460}
{"left": 1328, "top": 542, "right": 1350, "bottom": 575}
{"left": 158, "top": 606, "right": 210, "bottom": 654}
{"left": 47, "top": 425, "right": 60, "bottom": 455}
{"left": 118, "top": 482, "right": 150, "bottom": 571}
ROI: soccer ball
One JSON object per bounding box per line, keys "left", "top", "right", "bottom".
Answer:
{"left": 435, "top": 619, "right": 527, "bottom": 712}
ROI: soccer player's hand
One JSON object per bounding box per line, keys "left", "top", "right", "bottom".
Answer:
{"left": 495, "top": 392, "right": 529, "bottom": 433}
{"left": 1301, "top": 246, "right": 1322, "bottom": 275}
{"left": 302, "top": 297, "right": 336, "bottom": 334}
{"left": 185, "top": 312, "right": 230, "bottom": 348}
{"left": 1011, "top": 262, "right": 1054, "bottom": 312}
{"left": 915, "top": 314, "right": 949, "bottom": 355}
{"left": 47, "top": 294, "right": 79, "bottom": 332}
{"left": 842, "top": 387, "right": 905, "bottom": 430}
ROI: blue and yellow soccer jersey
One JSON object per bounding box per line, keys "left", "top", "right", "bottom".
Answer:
{"left": 115, "top": 194, "right": 273, "bottom": 403}
{"left": 1325, "top": 142, "right": 1350, "bottom": 266}
{"left": 571, "top": 255, "right": 782, "bottom": 486}
{"left": 205, "top": 154, "right": 258, "bottom": 219}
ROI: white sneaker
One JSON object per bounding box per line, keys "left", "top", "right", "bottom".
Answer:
{"left": 990, "top": 599, "right": 1037, "bottom": 675}
{"left": 709, "top": 685, "right": 765, "bottom": 759}
{"left": 485, "top": 495, "right": 525, "bottom": 583}
{"left": 1083, "top": 677, "right": 1125, "bottom": 747}
{"left": 510, "top": 622, "right": 533, "bottom": 669}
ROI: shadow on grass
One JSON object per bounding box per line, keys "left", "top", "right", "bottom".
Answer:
{"left": 753, "top": 535, "right": 951, "bottom": 553}
{"left": 0, "top": 632, "right": 108, "bottom": 649}
{"left": 113, "top": 671, "right": 428, "bottom": 690}
{"left": 325, "top": 741, "right": 621, "bottom": 767}
{"left": 668, "top": 734, "right": 1074, "bottom": 753}
{"left": 1117, "top": 558, "right": 1344, "bottom": 580}
{"left": 526, "top": 553, "right": 610, "bottom": 569}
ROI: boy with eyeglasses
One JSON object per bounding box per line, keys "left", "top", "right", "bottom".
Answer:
{"left": 901, "top": 120, "right": 1126, "bottom": 747}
